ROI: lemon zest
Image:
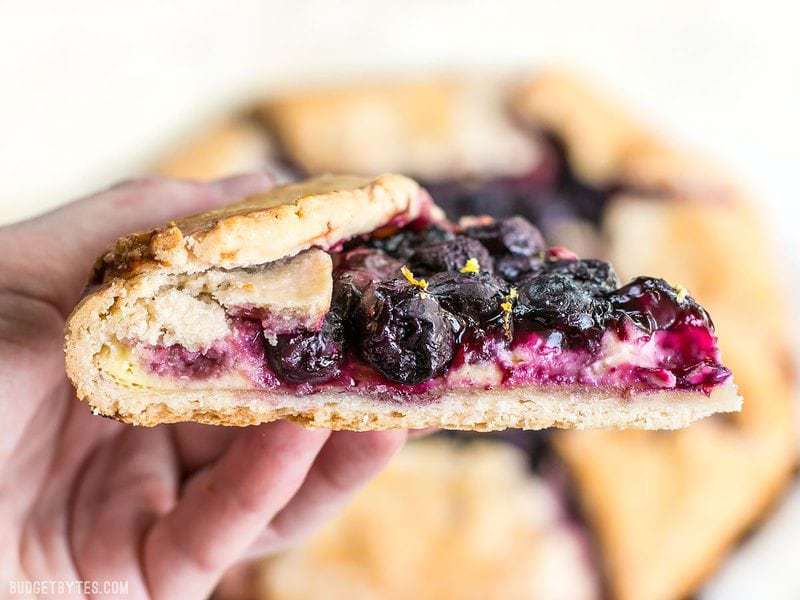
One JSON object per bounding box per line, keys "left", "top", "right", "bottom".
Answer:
{"left": 459, "top": 258, "right": 481, "bottom": 274}
{"left": 674, "top": 283, "right": 688, "bottom": 302}
{"left": 400, "top": 265, "right": 428, "bottom": 290}
{"left": 500, "top": 287, "right": 517, "bottom": 339}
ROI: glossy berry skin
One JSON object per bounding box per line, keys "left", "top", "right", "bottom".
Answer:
{"left": 408, "top": 236, "right": 494, "bottom": 275}
{"left": 607, "top": 276, "right": 711, "bottom": 333}
{"left": 338, "top": 248, "right": 402, "bottom": 279}
{"left": 463, "top": 216, "right": 545, "bottom": 257}
{"left": 366, "top": 225, "right": 455, "bottom": 261}
{"left": 495, "top": 254, "right": 545, "bottom": 282}
{"left": 356, "top": 279, "right": 455, "bottom": 384}
{"left": 266, "top": 314, "right": 345, "bottom": 385}
{"left": 333, "top": 247, "right": 403, "bottom": 322}
{"left": 332, "top": 269, "right": 374, "bottom": 320}
{"left": 547, "top": 259, "right": 620, "bottom": 294}
{"left": 515, "top": 272, "right": 610, "bottom": 332}
{"left": 427, "top": 271, "right": 509, "bottom": 326}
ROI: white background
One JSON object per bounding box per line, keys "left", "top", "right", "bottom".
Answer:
{"left": 0, "top": 2, "right": 798, "bottom": 598}
{"left": 1, "top": 1, "right": 799, "bottom": 254}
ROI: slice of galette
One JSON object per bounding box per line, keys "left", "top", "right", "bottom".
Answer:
{"left": 65, "top": 173, "right": 740, "bottom": 429}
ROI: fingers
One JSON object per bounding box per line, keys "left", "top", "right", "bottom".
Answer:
{"left": 143, "top": 421, "right": 329, "bottom": 600}
{"left": 0, "top": 173, "right": 273, "bottom": 315}
{"left": 251, "top": 430, "right": 407, "bottom": 556}
{"left": 70, "top": 427, "right": 179, "bottom": 598}
{"left": 170, "top": 422, "right": 237, "bottom": 475}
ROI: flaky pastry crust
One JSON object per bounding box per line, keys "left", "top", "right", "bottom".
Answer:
{"left": 92, "top": 173, "right": 428, "bottom": 281}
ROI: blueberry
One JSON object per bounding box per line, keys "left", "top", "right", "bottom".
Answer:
{"left": 495, "top": 254, "right": 545, "bottom": 282}
{"left": 608, "top": 277, "right": 710, "bottom": 333}
{"left": 515, "top": 272, "right": 610, "bottom": 332}
{"left": 408, "top": 236, "right": 494, "bottom": 275}
{"left": 339, "top": 248, "right": 402, "bottom": 279}
{"left": 463, "top": 216, "right": 545, "bottom": 257}
{"left": 357, "top": 279, "right": 455, "bottom": 384}
{"left": 547, "top": 259, "right": 619, "bottom": 294}
{"left": 266, "top": 314, "right": 344, "bottom": 385}
{"left": 332, "top": 269, "right": 373, "bottom": 319}
{"left": 366, "top": 225, "right": 455, "bottom": 260}
{"left": 427, "top": 272, "right": 509, "bottom": 325}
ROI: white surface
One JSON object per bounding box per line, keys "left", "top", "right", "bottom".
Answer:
{"left": 0, "top": 1, "right": 798, "bottom": 263}
{"left": 0, "top": 2, "right": 798, "bottom": 598}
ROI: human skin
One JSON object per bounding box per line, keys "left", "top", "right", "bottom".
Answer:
{"left": 0, "top": 174, "right": 408, "bottom": 599}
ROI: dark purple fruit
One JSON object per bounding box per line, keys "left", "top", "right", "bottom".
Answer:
{"left": 266, "top": 315, "right": 345, "bottom": 385}
{"left": 463, "top": 216, "right": 545, "bottom": 257}
{"left": 515, "top": 272, "right": 609, "bottom": 332}
{"left": 608, "top": 277, "right": 711, "bottom": 333}
{"left": 339, "top": 248, "right": 402, "bottom": 279}
{"left": 427, "top": 272, "right": 509, "bottom": 325}
{"left": 495, "top": 254, "right": 545, "bottom": 282}
{"left": 357, "top": 279, "right": 455, "bottom": 384}
{"left": 547, "top": 259, "right": 619, "bottom": 294}
{"left": 366, "top": 225, "right": 455, "bottom": 260}
{"left": 332, "top": 269, "right": 373, "bottom": 319}
{"left": 408, "top": 236, "right": 494, "bottom": 275}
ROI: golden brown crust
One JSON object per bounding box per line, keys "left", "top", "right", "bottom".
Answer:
{"left": 92, "top": 173, "right": 429, "bottom": 281}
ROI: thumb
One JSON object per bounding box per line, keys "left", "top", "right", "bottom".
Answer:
{"left": 0, "top": 173, "right": 273, "bottom": 316}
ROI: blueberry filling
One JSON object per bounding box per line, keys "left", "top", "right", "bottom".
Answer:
{"left": 463, "top": 215, "right": 545, "bottom": 257}
{"left": 356, "top": 279, "right": 456, "bottom": 384}
{"left": 547, "top": 259, "right": 620, "bottom": 294}
{"left": 494, "top": 254, "right": 545, "bottom": 283}
{"left": 337, "top": 247, "right": 403, "bottom": 278}
{"left": 138, "top": 215, "right": 729, "bottom": 396}
{"left": 515, "top": 272, "right": 609, "bottom": 336}
{"left": 351, "top": 224, "right": 455, "bottom": 261}
{"left": 266, "top": 313, "right": 345, "bottom": 385}
{"left": 144, "top": 344, "right": 228, "bottom": 379}
{"left": 608, "top": 277, "right": 711, "bottom": 334}
{"left": 426, "top": 271, "right": 509, "bottom": 327}
{"left": 407, "top": 235, "right": 494, "bottom": 276}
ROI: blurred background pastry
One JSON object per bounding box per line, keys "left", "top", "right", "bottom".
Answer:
{"left": 155, "top": 69, "right": 796, "bottom": 600}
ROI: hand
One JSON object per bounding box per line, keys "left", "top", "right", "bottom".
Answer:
{"left": 0, "top": 175, "right": 407, "bottom": 599}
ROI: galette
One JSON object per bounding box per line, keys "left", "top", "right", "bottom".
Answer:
{"left": 65, "top": 173, "right": 740, "bottom": 429}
